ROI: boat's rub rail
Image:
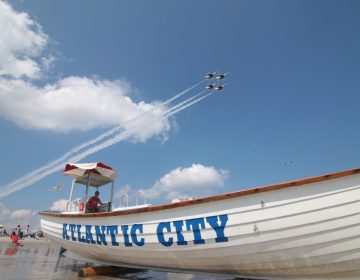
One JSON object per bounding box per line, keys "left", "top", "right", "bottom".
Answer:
{"left": 39, "top": 167, "right": 360, "bottom": 218}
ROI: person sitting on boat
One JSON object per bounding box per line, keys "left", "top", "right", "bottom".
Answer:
{"left": 10, "top": 231, "right": 20, "bottom": 245}
{"left": 86, "top": 191, "right": 103, "bottom": 213}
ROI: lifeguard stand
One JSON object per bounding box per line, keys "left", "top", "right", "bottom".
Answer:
{"left": 62, "top": 162, "right": 117, "bottom": 213}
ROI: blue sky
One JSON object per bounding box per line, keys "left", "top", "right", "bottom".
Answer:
{"left": 0, "top": 0, "right": 359, "bottom": 228}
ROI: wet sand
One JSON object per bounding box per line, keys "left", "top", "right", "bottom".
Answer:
{"left": 0, "top": 239, "right": 237, "bottom": 280}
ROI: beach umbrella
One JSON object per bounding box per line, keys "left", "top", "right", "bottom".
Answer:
{"left": 9, "top": 227, "right": 16, "bottom": 234}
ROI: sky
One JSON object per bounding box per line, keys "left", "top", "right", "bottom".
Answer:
{"left": 0, "top": 0, "right": 359, "bottom": 229}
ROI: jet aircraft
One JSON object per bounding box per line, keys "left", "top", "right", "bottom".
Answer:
{"left": 205, "top": 72, "right": 218, "bottom": 80}
{"left": 205, "top": 84, "right": 216, "bottom": 90}
{"left": 216, "top": 72, "right": 230, "bottom": 80}
{"left": 214, "top": 85, "right": 225, "bottom": 91}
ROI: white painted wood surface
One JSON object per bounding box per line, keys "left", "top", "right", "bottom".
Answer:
{"left": 40, "top": 172, "right": 360, "bottom": 279}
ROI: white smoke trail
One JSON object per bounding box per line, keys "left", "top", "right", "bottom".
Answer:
{"left": 58, "top": 81, "right": 203, "bottom": 156}
{"left": 162, "top": 90, "right": 205, "bottom": 116}
{"left": 163, "top": 81, "right": 203, "bottom": 105}
{"left": 0, "top": 89, "right": 211, "bottom": 199}
{"left": 36, "top": 91, "right": 212, "bottom": 169}
{"left": 0, "top": 82, "right": 202, "bottom": 195}
{"left": 62, "top": 91, "right": 212, "bottom": 164}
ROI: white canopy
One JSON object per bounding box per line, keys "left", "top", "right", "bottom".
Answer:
{"left": 62, "top": 162, "right": 117, "bottom": 187}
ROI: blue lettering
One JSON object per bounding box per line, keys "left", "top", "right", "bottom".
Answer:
{"left": 107, "top": 226, "right": 119, "bottom": 246}
{"left": 61, "top": 215, "right": 229, "bottom": 248}
{"left": 131, "top": 224, "right": 145, "bottom": 246}
{"left": 157, "top": 222, "right": 173, "bottom": 247}
{"left": 95, "top": 226, "right": 108, "bottom": 245}
{"left": 69, "top": 224, "right": 77, "bottom": 241}
{"left": 173, "top": 220, "right": 187, "bottom": 246}
{"left": 206, "top": 214, "right": 229, "bottom": 243}
{"left": 186, "top": 218, "right": 205, "bottom": 244}
{"left": 85, "top": 225, "right": 96, "bottom": 244}
{"left": 77, "top": 225, "right": 86, "bottom": 243}
{"left": 121, "top": 225, "right": 132, "bottom": 247}
{"left": 62, "top": 224, "right": 69, "bottom": 240}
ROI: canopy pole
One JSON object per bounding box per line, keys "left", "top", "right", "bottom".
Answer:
{"left": 68, "top": 179, "right": 75, "bottom": 211}
{"left": 109, "top": 182, "right": 114, "bottom": 211}
{"left": 85, "top": 173, "right": 91, "bottom": 204}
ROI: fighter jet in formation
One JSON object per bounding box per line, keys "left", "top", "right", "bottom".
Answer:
{"left": 205, "top": 72, "right": 230, "bottom": 81}
{"left": 205, "top": 84, "right": 216, "bottom": 90}
{"left": 214, "top": 84, "right": 225, "bottom": 91}
{"left": 204, "top": 71, "right": 228, "bottom": 92}
{"left": 205, "top": 83, "right": 225, "bottom": 92}
{"left": 216, "top": 72, "right": 230, "bottom": 80}
{"left": 205, "top": 72, "right": 218, "bottom": 80}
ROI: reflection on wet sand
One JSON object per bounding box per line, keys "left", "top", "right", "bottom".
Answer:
{"left": 0, "top": 243, "right": 238, "bottom": 280}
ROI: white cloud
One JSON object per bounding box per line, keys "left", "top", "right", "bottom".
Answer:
{"left": 41, "top": 55, "right": 56, "bottom": 72}
{"left": 0, "top": 202, "right": 10, "bottom": 216}
{"left": 0, "top": 2, "right": 173, "bottom": 140}
{"left": 50, "top": 199, "right": 68, "bottom": 211}
{"left": 0, "top": 2, "right": 215, "bottom": 204}
{"left": 0, "top": 76, "right": 172, "bottom": 138}
{"left": 114, "top": 184, "right": 133, "bottom": 199}
{"left": 142, "top": 164, "right": 229, "bottom": 201}
{"left": 0, "top": 203, "right": 37, "bottom": 229}
{"left": 113, "top": 185, "right": 134, "bottom": 207}
{"left": 0, "top": 1, "right": 48, "bottom": 79}
{"left": 10, "top": 209, "right": 35, "bottom": 219}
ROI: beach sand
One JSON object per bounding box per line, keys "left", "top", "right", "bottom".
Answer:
{"left": 0, "top": 236, "right": 51, "bottom": 244}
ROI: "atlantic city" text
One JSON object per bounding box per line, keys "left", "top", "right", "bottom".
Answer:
{"left": 62, "top": 214, "right": 229, "bottom": 247}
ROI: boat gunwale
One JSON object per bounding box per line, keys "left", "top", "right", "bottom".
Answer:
{"left": 39, "top": 167, "right": 360, "bottom": 218}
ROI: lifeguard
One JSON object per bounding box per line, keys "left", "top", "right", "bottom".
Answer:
{"left": 86, "top": 191, "right": 103, "bottom": 213}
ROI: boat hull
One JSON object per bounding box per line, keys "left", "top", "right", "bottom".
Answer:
{"left": 40, "top": 170, "right": 360, "bottom": 279}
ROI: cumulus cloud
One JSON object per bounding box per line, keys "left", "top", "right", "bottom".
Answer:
{"left": 41, "top": 55, "right": 56, "bottom": 72}
{"left": 0, "top": 1, "right": 48, "bottom": 79}
{"left": 0, "top": 2, "right": 173, "bottom": 140}
{"left": 0, "top": 76, "right": 172, "bottom": 138}
{"left": 142, "top": 164, "right": 229, "bottom": 201}
{"left": 50, "top": 199, "right": 68, "bottom": 211}
{"left": 0, "top": 202, "right": 10, "bottom": 216}
{"left": 10, "top": 209, "right": 35, "bottom": 219}
{"left": 0, "top": 2, "right": 215, "bottom": 202}
{"left": 114, "top": 184, "right": 133, "bottom": 200}
{"left": 113, "top": 185, "right": 134, "bottom": 207}
{"left": 0, "top": 203, "right": 37, "bottom": 228}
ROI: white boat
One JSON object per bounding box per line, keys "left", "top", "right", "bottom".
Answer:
{"left": 40, "top": 163, "right": 360, "bottom": 279}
